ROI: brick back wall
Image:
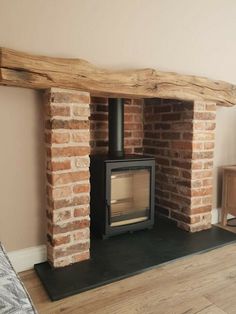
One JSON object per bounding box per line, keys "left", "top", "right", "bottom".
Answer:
{"left": 90, "top": 97, "right": 143, "bottom": 155}
{"left": 143, "top": 98, "right": 216, "bottom": 232}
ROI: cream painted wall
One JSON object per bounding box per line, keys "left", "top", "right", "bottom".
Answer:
{"left": 0, "top": 0, "right": 236, "bottom": 82}
{"left": 0, "top": 0, "right": 236, "bottom": 250}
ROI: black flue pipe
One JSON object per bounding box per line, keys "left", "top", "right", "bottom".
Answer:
{"left": 108, "top": 98, "right": 124, "bottom": 157}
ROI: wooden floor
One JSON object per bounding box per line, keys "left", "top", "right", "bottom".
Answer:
{"left": 20, "top": 238, "right": 236, "bottom": 314}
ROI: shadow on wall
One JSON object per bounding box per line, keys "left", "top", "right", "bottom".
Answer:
{"left": 35, "top": 91, "right": 47, "bottom": 247}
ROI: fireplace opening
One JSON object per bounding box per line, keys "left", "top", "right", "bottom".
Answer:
{"left": 90, "top": 98, "right": 155, "bottom": 239}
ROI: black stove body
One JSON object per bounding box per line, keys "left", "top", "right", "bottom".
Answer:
{"left": 90, "top": 99, "right": 155, "bottom": 239}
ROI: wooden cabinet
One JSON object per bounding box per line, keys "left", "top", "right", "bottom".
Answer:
{"left": 222, "top": 166, "right": 236, "bottom": 225}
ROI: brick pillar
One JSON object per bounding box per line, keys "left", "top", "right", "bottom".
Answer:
{"left": 44, "top": 88, "right": 90, "bottom": 267}
{"left": 189, "top": 101, "right": 216, "bottom": 231}
{"left": 143, "top": 99, "right": 216, "bottom": 232}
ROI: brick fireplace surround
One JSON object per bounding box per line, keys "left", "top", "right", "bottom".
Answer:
{"left": 44, "top": 88, "right": 216, "bottom": 267}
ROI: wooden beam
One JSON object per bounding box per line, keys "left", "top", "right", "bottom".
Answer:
{"left": 1, "top": 47, "right": 236, "bottom": 106}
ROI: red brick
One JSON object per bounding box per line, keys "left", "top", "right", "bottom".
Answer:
{"left": 90, "top": 131, "right": 108, "bottom": 140}
{"left": 72, "top": 132, "right": 90, "bottom": 143}
{"left": 52, "top": 195, "right": 89, "bottom": 209}
{"left": 125, "top": 123, "right": 142, "bottom": 131}
{"left": 182, "top": 133, "right": 193, "bottom": 140}
{"left": 71, "top": 251, "right": 90, "bottom": 263}
{"left": 162, "top": 113, "right": 181, "bottom": 121}
{"left": 154, "top": 105, "right": 171, "bottom": 113}
{"left": 50, "top": 91, "right": 90, "bottom": 104}
{"left": 190, "top": 223, "right": 211, "bottom": 232}
{"left": 133, "top": 114, "right": 143, "bottom": 122}
{"left": 171, "top": 160, "right": 191, "bottom": 169}
{"left": 45, "top": 132, "right": 70, "bottom": 144}
{"left": 190, "top": 205, "right": 212, "bottom": 214}
{"left": 158, "top": 199, "right": 179, "bottom": 210}
{"left": 54, "top": 242, "right": 90, "bottom": 259}
{"left": 132, "top": 131, "right": 143, "bottom": 138}
{"left": 177, "top": 221, "right": 191, "bottom": 232}
{"left": 170, "top": 194, "right": 191, "bottom": 206}
{"left": 74, "top": 206, "right": 90, "bottom": 217}
{"left": 125, "top": 106, "right": 142, "bottom": 113}
{"left": 95, "top": 122, "right": 108, "bottom": 129}
{"left": 73, "top": 106, "right": 90, "bottom": 117}
{"left": 156, "top": 157, "right": 170, "bottom": 166}
{"left": 204, "top": 142, "right": 215, "bottom": 150}
{"left": 203, "top": 161, "right": 213, "bottom": 170}
{"left": 47, "top": 160, "right": 71, "bottom": 171}
{"left": 172, "top": 101, "right": 193, "bottom": 112}
{"left": 49, "top": 171, "right": 89, "bottom": 186}
{"left": 48, "top": 146, "right": 90, "bottom": 158}
{"left": 53, "top": 219, "right": 90, "bottom": 234}
{"left": 192, "top": 151, "right": 214, "bottom": 159}
{"left": 52, "top": 257, "right": 71, "bottom": 268}
{"left": 192, "top": 170, "right": 212, "bottom": 180}
{"left": 73, "top": 183, "right": 90, "bottom": 194}
{"left": 193, "top": 132, "right": 215, "bottom": 141}
{"left": 124, "top": 114, "right": 133, "bottom": 122}
{"left": 74, "top": 157, "right": 90, "bottom": 168}
{"left": 125, "top": 139, "right": 142, "bottom": 146}
{"left": 201, "top": 196, "right": 213, "bottom": 205}
{"left": 171, "top": 141, "right": 192, "bottom": 150}
{"left": 154, "top": 123, "right": 171, "bottom": 130}
{"left": 47, "top": 185, "right": 72, "bottom": 199}
{"left": 191, "top": 187, "right": 213, "bottom": 197}
{"left": 193, "top": 122, "right": 216, "bottom": 131}
{"left": 181, "top": 170, "right": 192, "bottom": 179}
{"left": 171, "top": 211, "right": 200, "bottom": 224}
{"left": 52, "top": 235, "right": 70, "bottom": 246}
{"left": 90, "top": 113, "right": 107, "bottom": 121}
{"left": 96, "top": 104, "right": 108, "bottom": 112}
{"left": 72, "top": 228, "right": 89, "bottom": 241}
{"left": 45, "top": 105, "right": 70, "bottom": 117}
{"left": 162, "top": 132, "right": 181, "bottom": 140}
{"left": 192, "top": 161, "right": 203, "bottom": 170}
{"left": 46, "top": 119, "right": 89, "bottom": 130}
{"left": 171, "top": 122, "right": 192, "bottom": 131}
{"left": 53, "top": 210, "right": 71, "bottom": 223}
{"left": 90, "top": 97, "right": 108, "bottom": 104}
{"left": 191, "top": 197, "right": 202, "bottom": 206}
{"left": 162, "top": 167, "right": 180, "bottom": 176}
{"left": 192, "top": 142, "right": 204, "bottom": 150}
{"left": 144, "top": 132, "right": 160, "bottom": 139}
{"left": 194, "top": 112, "right": 216, "bottom": 120}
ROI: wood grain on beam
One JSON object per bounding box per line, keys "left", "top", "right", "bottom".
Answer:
{"left": 1, "top": 47, "right": 236, "bottom": 106}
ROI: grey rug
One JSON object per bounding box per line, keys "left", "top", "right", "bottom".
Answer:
{"left": 0, "top": 243, "right": 37, "bottom": 314}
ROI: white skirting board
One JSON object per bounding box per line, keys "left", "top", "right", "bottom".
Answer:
{"left": 211, "top": 207, "right": 235, "bottom": 224}
{"left": 211, "top": 208, "right": 221, "bottom": 224}
{"left": 8, "top": 245, "right": 47, "bottom": 273}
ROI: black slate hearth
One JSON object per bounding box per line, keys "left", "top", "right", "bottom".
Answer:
{"left": 35, "top": 217, "right": 236, "bottom": 301}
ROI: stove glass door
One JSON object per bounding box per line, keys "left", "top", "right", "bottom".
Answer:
{"left": 110, "top": 167, "right": 150, "bottom": 227}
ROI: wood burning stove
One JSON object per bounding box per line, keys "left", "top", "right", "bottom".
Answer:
{"left": 90, "top": 98, "right": 155, "bottom": 238}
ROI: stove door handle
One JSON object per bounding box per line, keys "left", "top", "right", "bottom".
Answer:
{"left": 106, "top": 201, "right": 111, "bottom": 226}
